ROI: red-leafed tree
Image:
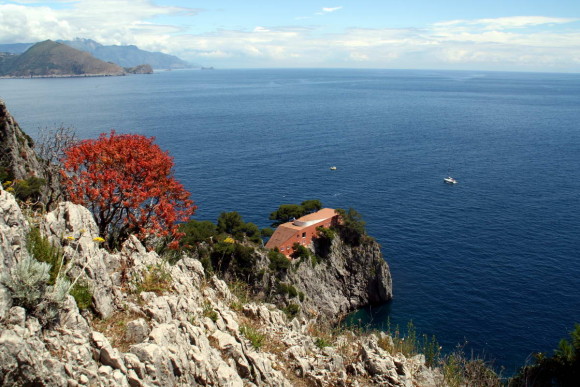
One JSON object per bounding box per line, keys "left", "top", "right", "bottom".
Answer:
{"left": 61, "top": 131, "right": 196, "bottom": 247}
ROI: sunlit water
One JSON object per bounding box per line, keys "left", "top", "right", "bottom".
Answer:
{"left": 2, "top": 69, "right": 580, "bottom": 373}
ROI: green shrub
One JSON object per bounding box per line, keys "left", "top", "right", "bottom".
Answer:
{"left": 26, "top": 227, "right": 62, "bottom": 284}
{"left": 268, "top": 249, "right": 290, "bottom": 272}
{"left": 240, "top": 324, "right": 265, "bottom": 349}
{"left": 315, "top": 337, "right": 332, "bottom": 349}
{"left": 298, "top": 291, "right": 305, "bottom": 302}
{"left": 335, "top": 207, "right": 366, "bottom": 246}
{"left": 179, "top": 219, "right": 218, "bottom": 247}
{"left": 316, "top": 226, "right": 336, "bottom": 241}
{"left": 211, "top": 242, "right": 257, "bottom": 279}
{"left": 290, "top": 243, "right": 311, "bottom": 261}
{"left": 0, "top": 165, "right": 13, "bottom": 183}
{"left": 135, "top": 263, "right": 172, "bottom": 295}
{"left": 511, "top": 323, "right": 580, "bottom": 386}
{"left": 276, "top": 282, "right": 298, "bottom": 298}
{"left": 13, "top": 176, "right": 46, "bottom": 202}
{"left": 283, "top": 303, "right": 300, "bottom": 319}
{"left": 1, "top": 255, "right": 69, "bottom": 325}
{"left": 260, "top": 227, "right": 274, "bottom": 238}
{"left": 69, "top": 280, "right": 92, "bottom": 310}
{"left": 203, "top": 301, "right": 218, "bottom": 322}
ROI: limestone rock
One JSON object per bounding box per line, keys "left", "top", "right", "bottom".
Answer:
{"left": 124, "top": 318, "right": 150, "bottom": 344}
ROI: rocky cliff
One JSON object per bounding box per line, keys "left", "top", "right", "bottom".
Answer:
{"left": 0, "top": 100, "right": 44, "bottom": 182}
{"left": 251, "top": 235, "right": 392, "bottom": 320}
{"left": 0, "top": 185, "right": 441, "bottom": 386}
{"left": 0, "top": 100, "right": 63, "bottom": 208}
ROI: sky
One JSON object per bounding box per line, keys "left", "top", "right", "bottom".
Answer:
{"left": 0, "top": 0, "right": 579, "bottom": 72}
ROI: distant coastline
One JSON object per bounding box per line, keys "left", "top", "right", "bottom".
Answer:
{"left": 0, "top": 73, "right": 128, "bottom": 80}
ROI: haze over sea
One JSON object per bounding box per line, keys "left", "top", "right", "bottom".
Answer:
{"left": 2, "top": 69, "right": 580, "bottom": 373}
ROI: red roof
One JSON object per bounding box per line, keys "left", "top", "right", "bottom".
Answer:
{"left": 265, "top": 208, "right": 338, "bottom": 250}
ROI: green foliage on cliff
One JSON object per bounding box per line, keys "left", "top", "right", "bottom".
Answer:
{"left": 216, "top": 211, "right": 261, "bottom": 243}
{"left": 12, "top": 176, "right": 46, "bottom": 202}
{"left": 268, "top": 249, "right": 290, "bottom": 273}
{"left": 26, "top": 227, "right": 62, "bottom": 284}
{"left": 269, "top": 199, "right": 323, "bottom": 226}
{"left": 510, "top": 323, "right": 580, "bottom": 386}
{"left": 210, "top": 241, "right": 258, "bottom": 280}
{"left": 335, "top": 208, "right": 366, "bottom": 246}
{"left": 179, "top": 220, "right": 218, "bottom": 246}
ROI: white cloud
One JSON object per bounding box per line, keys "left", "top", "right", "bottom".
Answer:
{"left": 0, "top": 0, "right": 199, "bottom": 46}
{"left": 434, "top": 16, "right": 578, "bottom": 31}
{"left": 315, "top": 6, "right": 343, "bottom": 16}
{"left": 322, "top": 6, "right": 342, "bottom": 13}
{"left": 0, "top": 4, "right": 579, "bottom": 71}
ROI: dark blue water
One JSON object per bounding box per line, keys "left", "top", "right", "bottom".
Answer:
{"left": 2, "top": 69, "right": 580, "bottom": 373}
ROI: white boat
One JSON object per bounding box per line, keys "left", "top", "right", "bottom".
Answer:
{"left": 330, "top": 166, "right": 337, "bottom": 170}
{"left": 444, "top": 176, "right": 458, "bottom": 184}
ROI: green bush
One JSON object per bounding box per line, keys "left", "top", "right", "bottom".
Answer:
{"left": 315, "top": 337, "right": 332, "bottom": 349}
{"left": 69, "top": 280, "right": 92, "bottom": 310}
{"left": 240, "top": 324, "right": 265, "bottom": 349}
{"left": 276, "top": 282, "right": 298, "bottom": 298}
{"left": 0, "top": 165, "right": 13, "bottom": 183}
{"left": 216, "top": 212, "right": 262, "bottom": 243}
{"left": 283, "top": 303, "right": 300, "bottom": 319}
{"left": 260, "top": 227, "right": 274, "bottom": 238}
{"left": 179, "top": 220, "right": 218, "bottom": 247}
{"left": 211, "top": 242, "right": 257, "bottom": 280}
{"left": 335, "top": 208, "right": 366, "bottom": 246}
{"left": 298, "top": 291, "right": 305, "bottom": 302}
{"left": 26, "top": 227, "right": 62, "bottom": 284}
{"left": 268, "top": 249, "right": 290, "bottom": 272}
{"left": 217, "top": 211, "right": 244, "bottom": 234}
{"left": 1, "top": 254, "right": 69, "bottom": 325}
{"left": 13, "top": 176, "right": 46, "bottom": 202}
{"left": 269, "top": 199, "right": 323, "bottom": 227}
{"left": 203, "top": 301, "right": 218, "bottom": 322}
{"left": 290, "top": 243, "right": 311, "bottom": 261}
{"left": 135, "top": 263, "right": 172, "bottom": 295}
{"left": 511, "top": 323, "right": 580, "bottom": 386}
{"left": 316, "top": 226, "right": 336, "bottom": 241}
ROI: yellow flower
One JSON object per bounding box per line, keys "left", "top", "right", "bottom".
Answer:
{"left": 65, "top": 236, "right": 75, "bottom": 241}
{"left": 93, "top": 237, "right": 105, "bottom": 243}
{"left": 223, "top": 237, "right": 235, "bottom": 244}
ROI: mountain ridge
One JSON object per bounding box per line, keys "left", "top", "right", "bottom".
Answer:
{"left": 0, "top": 38, "right": 192, "bottom": 70}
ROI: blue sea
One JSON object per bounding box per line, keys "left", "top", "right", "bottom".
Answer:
{"left": 2, "top": 69, "right": 580, "bottom": 374}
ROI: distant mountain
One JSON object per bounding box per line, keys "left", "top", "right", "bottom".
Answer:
{"left": 58, "top": 38, "right": 191, "bottom": 69}
{"left": 0, "top": 40, "right": 126, "bottom": 77}
{"left": 0, "top": 43, "right": 33, "bottom": 54}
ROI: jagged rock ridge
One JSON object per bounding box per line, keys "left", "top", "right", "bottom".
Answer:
{"left": 0, "top": 100, "right": 63, "bottom": 208}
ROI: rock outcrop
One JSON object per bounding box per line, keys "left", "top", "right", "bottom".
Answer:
{"left": 0, "top": 100, "right": 45, "bottom": 182}
{"left": 0, "top": 185, "right": 442, "bottom": 386}
{"left": 284, "top": 236, "right": 392, "bottom": 318}
{"left": 0, "top": 100, "right": 64, "bottom": 208}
